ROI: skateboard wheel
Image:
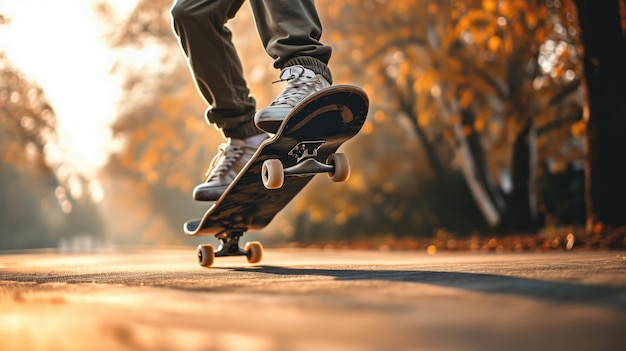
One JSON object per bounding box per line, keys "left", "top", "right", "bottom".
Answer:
{"left": 245, "top": 241, "right": 263, "bottom": 264}
{"left": 197, "top": 244, "right": 215, "bottom": 267}
{"left": 327, "top": 153, "right": 350, "bottom": 182}
{"left": 262, "top": 159, "right": 284, "bottom": 189}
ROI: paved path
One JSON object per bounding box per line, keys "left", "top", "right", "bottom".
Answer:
{"left": 1, "top": 249, "right": 625, "bottom": 351}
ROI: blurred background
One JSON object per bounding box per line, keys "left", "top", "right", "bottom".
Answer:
{"left": 0, "top": 0, "right": 621, "bottom": 250}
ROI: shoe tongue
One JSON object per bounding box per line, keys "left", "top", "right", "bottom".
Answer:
{"left": 280, "top": 65, "right": 313, "bottom": 80}
{"left": 244, "top": 133, "right": 269, "bottom": 147}
{"left": 228, "top": 138, "right": 246, "bottom": 147}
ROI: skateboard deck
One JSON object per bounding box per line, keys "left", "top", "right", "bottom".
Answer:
{"left": 184, "top": 85, "right": 369, "bottom": 266}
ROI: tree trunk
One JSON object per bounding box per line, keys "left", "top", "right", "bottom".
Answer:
{"left": 500, "top": 120, "right": 539, "bottom": 232}
{"left": 402, "top": 109, "right": 446, "bottom": 182}
{"left": 433, "top": 95, "right": 501, "bottom": 227}
{"left": 462, "top": 109, "right": 506, "bottom": 213}
{"left": 575, "top": 0, "right": 626, "bottom": 227}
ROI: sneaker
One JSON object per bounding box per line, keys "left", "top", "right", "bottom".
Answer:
{"left": 254, "top": 65, "right": 331, "bottom": 133}
{"left": 193, "top": 139, "right": 259, "bottom": 201}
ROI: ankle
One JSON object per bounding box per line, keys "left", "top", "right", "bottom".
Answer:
{"left": 282, "top": 56, "right": 333, "bottom": 85}
{"left": 222, "top": 119, "right": 262, "bottom": 139}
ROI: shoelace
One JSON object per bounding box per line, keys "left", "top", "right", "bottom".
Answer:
{"left": 272, "top": 69, "right": 322, "bottom": 107}
{"left": 205, "top": 143, "right": 244, "bottom": 182}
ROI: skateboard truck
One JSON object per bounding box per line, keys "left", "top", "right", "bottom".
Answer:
{"left": 196, "top": 229, "right": 263, "bottom": 267}
{"left": 214, "top": 229, "right": 247, "bottom": 257}
{"left": 288, "top": 140, "right": 325, "bottom": 162}
{"left": 282, "top": 140, "right": 333, "bottom": 177}
{"left": 262, "top": 140, "right": 351, "bottom": 189}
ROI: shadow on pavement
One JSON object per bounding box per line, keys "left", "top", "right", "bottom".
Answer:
{"left": 231, "top": 266, "right": 626, "bottom": 311}
{"left": 3, "top": 264, "right": 625, "bottom": 311}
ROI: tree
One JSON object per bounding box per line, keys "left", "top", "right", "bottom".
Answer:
{"left": 574, "top": 0, "right": 626, "bottom": 229}
{"left": 1, "top": 17, "right": 105, "bottom": 249}
{"left": 317, "top": 0, "right": 584, "bottom": 235}
{"left": 96, "top": 0, "right": 590, "bottom": 244}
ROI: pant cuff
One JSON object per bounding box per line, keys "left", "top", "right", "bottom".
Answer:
{"left": 283, "top": 56, "right": 332, "bottom": 84}
{"left": 222, "top": 118, "right": 263, "bottom": 139}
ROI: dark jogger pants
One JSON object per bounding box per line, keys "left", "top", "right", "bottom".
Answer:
{"left": 170, "top": 0, "right": 332, "bottom": 138}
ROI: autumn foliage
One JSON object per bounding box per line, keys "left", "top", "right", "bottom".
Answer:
{"left": 2, "top": 0, "right": 623, "bottom": 248}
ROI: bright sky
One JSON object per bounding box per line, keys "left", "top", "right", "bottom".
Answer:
{"left": 0, "top": 0, "right": 137, "bottom": 179}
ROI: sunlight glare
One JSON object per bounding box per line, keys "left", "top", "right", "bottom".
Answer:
{"left": 1, "top": 0, "right": 137, "bottom": 178}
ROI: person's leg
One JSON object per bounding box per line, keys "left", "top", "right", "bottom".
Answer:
{"left": 171, "top": 0, "right": 267, "bottom": 201}
{"left": 171, "top": 0, "right": 260, "bottom": 139}
{"left": 249, "top": 0, "right": 332, "bottom": 80}
{"left": 249, "top": 0, "right": 334, "bottom": 132}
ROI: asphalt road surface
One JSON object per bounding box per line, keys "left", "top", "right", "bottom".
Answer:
{"left": 1, "top": 249, "right": 625, "bottom": 351}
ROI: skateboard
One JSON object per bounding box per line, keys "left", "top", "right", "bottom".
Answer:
{"left": 184, "top": 85, "right": 369, "bottom": 267}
